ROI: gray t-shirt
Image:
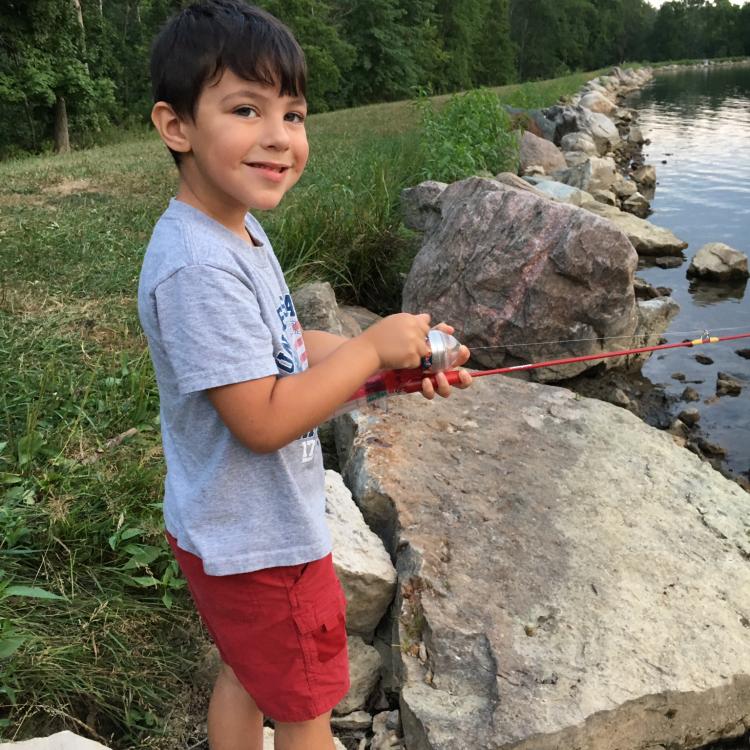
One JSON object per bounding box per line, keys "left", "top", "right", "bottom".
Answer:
{"left": 137, "top": 199, "right": 330, "bottom": 575}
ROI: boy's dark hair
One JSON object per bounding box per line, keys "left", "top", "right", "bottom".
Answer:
{"left": 150, "top": 0, "right": 306, "bottom": 165}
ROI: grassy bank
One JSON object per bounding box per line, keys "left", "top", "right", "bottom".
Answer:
{"left": 0, "top": 68, "right": 606, "bottom": 748}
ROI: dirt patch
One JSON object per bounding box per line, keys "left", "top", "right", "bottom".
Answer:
{"left": 42, "top": 178, "right": 95, "bottom": 196}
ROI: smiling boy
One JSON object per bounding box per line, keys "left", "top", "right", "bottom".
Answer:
{"left": 138, "top": 2, "right": 470, "bottom": 749}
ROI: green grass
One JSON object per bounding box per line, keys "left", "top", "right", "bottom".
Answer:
{"left": 0, "top": 67, "right": 615, "bottom": 747}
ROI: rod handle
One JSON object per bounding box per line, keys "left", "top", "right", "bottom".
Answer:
{"left": 399, "top": 368, "right": 464, "bottom": 394}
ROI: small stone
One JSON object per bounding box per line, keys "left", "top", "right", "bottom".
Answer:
{"left": 331, "top": 711, "right": 373, "bottom": 731}
{"left": 656, "top": 286, "right": 673, "bottom": 296}
{"left": 634, "top": 277, "right": 659, "bottom": 300}
{"left": 418, "top": 642, "right": 427, "bottom": 663}
{"left": 737, "top": 349, "right": 750, "bottom": 360}
{"left": 671, "top": 372, "right": 686, "bottom": 382}
{"left": 668, "top": 419, "right": 689, "bottom": 439}
{"left": 716, "top": 372, "right": 743, "bottom": 397}
{"left": 386, "top": 710, "right": 401, "bottom": 732}
{"left": 682, "top": 387, "right": 700, "bottom": 402}
{"left": 694, "top": 354, "right": 713, "bottom": 365}
{"left": 678, "top": 408, "right": 700, "bottom": 426}
{"left": 654, "top": 256, "right": 683, "bottom": 269}
{"left": 696, "top": 438, "right": 727, "bottom": 458}
{"left": 608, "top": 388, "right": 631, "bottom": 408}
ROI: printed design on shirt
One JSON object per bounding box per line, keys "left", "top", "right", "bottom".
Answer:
{"left": 298, "top": 429, "right": 317, "bottom": 464}
{"left": 275, "top": 292, "right": 317, "bottom": 464}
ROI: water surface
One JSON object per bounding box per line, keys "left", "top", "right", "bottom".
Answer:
{"left": 626, "top": 66, "right": 750, "bottom": 476}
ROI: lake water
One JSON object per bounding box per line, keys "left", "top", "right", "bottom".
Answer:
{"left": 625, "top": 65, "right": 750, "bottom": 477}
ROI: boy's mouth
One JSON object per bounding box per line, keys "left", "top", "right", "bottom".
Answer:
{"left": 246, "top": 162, "right": 290, "bottom": 173}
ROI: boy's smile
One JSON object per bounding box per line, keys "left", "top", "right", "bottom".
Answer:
{"left": 173, "top": 69, "right": 308, "bottom": 239}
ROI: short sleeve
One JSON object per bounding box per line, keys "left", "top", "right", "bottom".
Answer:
{"left": 155, "top": 265, "right": 277, "bottom": 394}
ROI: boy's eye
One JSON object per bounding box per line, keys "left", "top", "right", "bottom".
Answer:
{"left": 234, "top": 106, "right": 258, "bottom": 118}
{"left": 285, "top": 112, "right": 306, "bottom": 124}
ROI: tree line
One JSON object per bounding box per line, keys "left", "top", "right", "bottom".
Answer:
{"left": 1, "top": 0, "right": 749, "bottom": 158}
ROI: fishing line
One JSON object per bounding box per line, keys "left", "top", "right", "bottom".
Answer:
{"left": 465, "top": 323, "right": 750, "bottom": 351}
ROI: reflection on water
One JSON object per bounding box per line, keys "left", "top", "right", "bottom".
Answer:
{"left": 626, "top": 65, "right": 750, "bottom": 475}
{"left": 688, "top": 279, "right": 748, "bottom": 306}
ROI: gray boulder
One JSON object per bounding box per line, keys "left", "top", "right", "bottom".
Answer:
{"left": 544, "top": 105, "right": 621, "bottom": 155}
{"left": 579, "top": 90, "right": 617, "bottom": 115}
{"left": 326, "top": 470, "right": 397, "bottom": 640}
{"left": 519, "top": 130, "right": 566, "bottom": 175}
{"left": 400, "top": 180, "right": 448, "bottom": 234}
{"left": 337, "top": 377, "right": 750, "bottom": 750}
{"left": 559, "top": 132, "right": 597, "bottom": 156}
{"left": 294, "top": 281, "right": 361, "bottom": 337}
{"left": 687, "top": 242, "right": 749, "bottom": 281}
{"left": 0, "top": 735, "right": 109, "bottom": 750}
{"left": 622, "top": 191, "right": 651, "bottom": 218}
{"left": 522, "top": 176, "right": 590, "bottom": 206}
{"left": 334, "top": 635, "right": 382, "bottom": 715}
{"left": 553, "top": 155, "right": 617, "bottom": 194}
{"left": 401, "top": 177, "right": 639, "bottom": 381}
{"left": 583, "top": 201, "right": 688, "bottom": 256}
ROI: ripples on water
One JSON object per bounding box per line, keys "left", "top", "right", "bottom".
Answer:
{"left": 626, "top": 66, "right": 750, "bottom": 475}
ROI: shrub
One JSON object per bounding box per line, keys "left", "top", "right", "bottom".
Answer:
{"left": 415, "top": 87, "right": 519, "bottom": 183}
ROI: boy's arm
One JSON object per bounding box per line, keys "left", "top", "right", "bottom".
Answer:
{"left": 207, "top": 313, "right": 432, "bottom": 454}
{"left": 302, "top": 329, "right": 349, "bottom": 367}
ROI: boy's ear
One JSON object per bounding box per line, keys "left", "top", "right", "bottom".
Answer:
{"left": 151, "top": 102, "right": 192, "bottom": 155}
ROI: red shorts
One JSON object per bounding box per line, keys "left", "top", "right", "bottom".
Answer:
{"left": 166, "top": 532, "right": 350, "bottom": 722}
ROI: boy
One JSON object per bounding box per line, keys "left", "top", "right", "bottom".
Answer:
{"left": 138, "top": 2, "right": 472, "bottom": 749}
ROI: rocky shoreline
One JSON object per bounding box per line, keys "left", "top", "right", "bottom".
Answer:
{"left": 405, "top": 65, "right": 749, "bottom": 492}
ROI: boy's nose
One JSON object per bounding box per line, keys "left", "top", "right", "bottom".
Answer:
{"left": 260, "top": 117, "right": 290, "bottom": 150}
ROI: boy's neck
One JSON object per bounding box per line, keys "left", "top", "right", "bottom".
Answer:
{"left": 175, "top": 181, "right": 256, "bottom": 246}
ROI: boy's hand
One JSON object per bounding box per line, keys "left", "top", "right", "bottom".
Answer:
{"left": 361, "top": 312, "right": 432, "bottom": 370}
{"left": 421, "top": 322, "right": 473, "bottom": 400}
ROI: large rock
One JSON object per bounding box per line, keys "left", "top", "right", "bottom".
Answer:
{"left": 559, "top": 132, "right": 597, "bottom": 156}
{"left": 401, "top": 177, "right": 639, "bottom": 381}
{"left": 519, "top": 131, "right": 566, "bottom": 175}
{"left": 543, "top": 105, "right": 621, "bottom": 155}
{"left": 337, "top": 377, "right": 750, "bottom": 750}
{"left": 553, "top": 155, "right": 617, "bottom": 194}
{"left": 687, "top": 242, "right": 749, "bottom": 281}
{"left": 579, "top": 90, "right": 617, "bottom": 115}
{"left": 334, "top": 635, "right": 382, "bottom": 715}
{"left": 294, "top": 281, "right": 361, "bottom": 337}
{"left": 0, "top": 735, "right": 109, "bottom": 750}
{"left": 326, "top": 470, "right": 397, "bottom": 640}
{"left": 263, "top": 727, "right": 346, "bottom": 749}
{"left": 522, "top": 176, "right": 590, "bottom": 207}
{"left": 582, "top": 200, "right": 688, "bottom": 256}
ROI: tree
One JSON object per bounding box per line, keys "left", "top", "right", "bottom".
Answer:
{"left": 259, "top": 0, "right": 355, "bottom": 112}
{"left": 474, "top": 0, "right": 516, "bottom": 87}
{"left": 332, "top": 0, "right": 421, "bottom": 105}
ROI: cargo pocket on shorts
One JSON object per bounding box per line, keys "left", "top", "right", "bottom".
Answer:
{"left": 293, "top": 588, "right": 347, "bottom": 664}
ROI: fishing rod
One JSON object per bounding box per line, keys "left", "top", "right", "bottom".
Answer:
{"left": 333, "top": 329, "right": 750, "bottom": 417}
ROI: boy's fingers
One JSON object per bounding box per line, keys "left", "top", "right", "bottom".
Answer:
{"left": 433, "top": 321, "right": 454, "bottom": 334}
{"left": 454, "top": 345, "right": 470, "bottom": 367}
{"left": 421, "top": 377, "right": 436, "bottom": 400}
{"left": 457, "top": 370, "right": 473, "bottom": 388}
{"left": 435, "top": 371, "right": 451, "bottom": 398}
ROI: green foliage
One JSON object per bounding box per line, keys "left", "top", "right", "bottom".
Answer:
{"left": 416, "top": 87, "right": 519, "bottom": 183}
{"left": 3, "top": 0, "right": 750, "bottom": 157}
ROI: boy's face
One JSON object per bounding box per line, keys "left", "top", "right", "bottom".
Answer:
{"left": 177, "top": 69, "right": 309, "bottom": 221}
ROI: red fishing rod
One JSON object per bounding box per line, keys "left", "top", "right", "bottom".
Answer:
{"left": 334, "top": 330, "right": 750, "bottom": 416}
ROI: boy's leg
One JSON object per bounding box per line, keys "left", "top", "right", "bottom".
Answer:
{"left": 273, "top": 710, "right": 336, "bottom": 750}
{"left": 207, "top": 662, "right": 264, "bottom": 750}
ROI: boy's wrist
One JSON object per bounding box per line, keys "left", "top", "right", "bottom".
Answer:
{"left": 347, "top": 333, "right": 382, "bottom": 373}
